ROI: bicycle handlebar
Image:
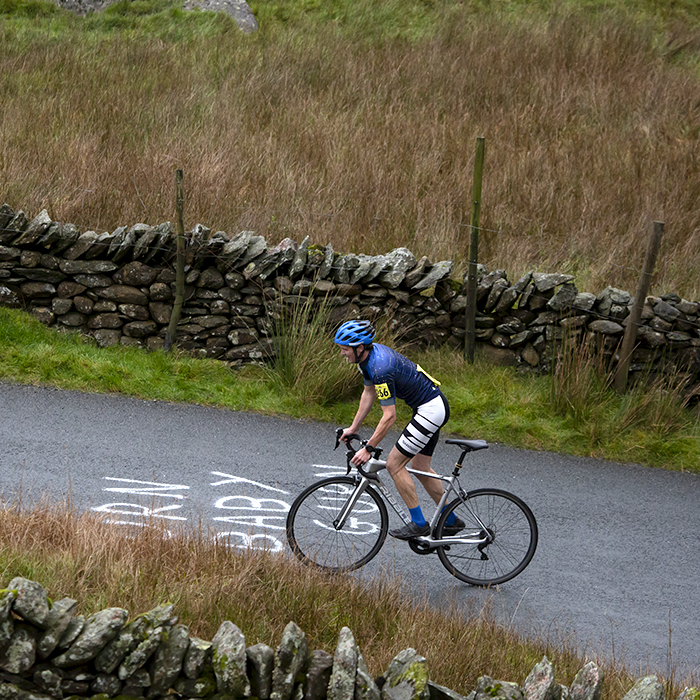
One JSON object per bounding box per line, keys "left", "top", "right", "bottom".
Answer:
{"left": 334, "top": 428, "right": 384, "bottom": 475}
{"left": 334, "top": 427, "right": 360, "bottom": 452}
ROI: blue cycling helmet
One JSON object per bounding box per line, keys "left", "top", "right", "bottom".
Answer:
{"left": 334, "top": 320, "right": 376, "bottom": 346}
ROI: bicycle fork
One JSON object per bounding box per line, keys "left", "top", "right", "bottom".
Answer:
{"left": 333, "top": 476, "right": 374, "bottom": 530}
{"left": 333, "top": 471, "right": 412, "bottom": 531}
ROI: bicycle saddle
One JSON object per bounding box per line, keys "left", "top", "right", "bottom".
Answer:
{"left": 445, "top": 438, "right": 489, "bottom": 451}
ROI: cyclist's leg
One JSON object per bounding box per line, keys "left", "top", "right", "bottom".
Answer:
{"left": 390, "top": 394, "right": 449, "bottom": 503}
{"left": 386, "top": 447, "right": 430, "bottom": 539}
{"left": 410, "top": 452, "right": 445, "bottom": 505}
{"left": 413, "top": 440, "right": 469, "bottom": 527}
{"left": 386, "top": 393, "right": 449, "bottom": 537}
{"left": 397, "top": 392, "right": 449, "bottom": 505}
{"left": 385, "top": 447, "right": 418, "bottom": 508}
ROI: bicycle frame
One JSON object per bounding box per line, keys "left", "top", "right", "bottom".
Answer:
{"left": 288, "top": 431, "right": 536, "bottom": 585}
{"left": 334, "top": 457, "right": 490, "bottom": 549}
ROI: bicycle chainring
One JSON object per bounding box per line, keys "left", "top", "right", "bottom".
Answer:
{"left": 408, "top": 539, "right": 438, "bottom": 555}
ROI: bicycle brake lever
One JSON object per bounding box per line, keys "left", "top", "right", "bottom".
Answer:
{"left": 335, "top": 429, "right": 360, "bottom": 450}
{"left": 335, "top": 429, "right": 360, "bottom": 473}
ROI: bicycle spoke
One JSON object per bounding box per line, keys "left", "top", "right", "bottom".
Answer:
{"left": 286, "top": 477, "right": 388, "bottom": 573}
{"left": 436, "top": 489, "right": 537, "bottom": 586}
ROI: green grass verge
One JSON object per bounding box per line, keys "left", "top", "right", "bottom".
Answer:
{"left": 1, "top": 307, "right": 698, "bottom": 472}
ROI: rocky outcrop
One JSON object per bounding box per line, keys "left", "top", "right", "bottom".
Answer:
{"left": 1, "top": 205, "right": 699, "bottom": 395}
{"left": 0, "top": 578, "right": 696, "bottom": 700}
{"left": 47, "top": 0, "right": 258, "bottom": 33}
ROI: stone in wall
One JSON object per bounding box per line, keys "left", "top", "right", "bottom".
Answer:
{"left": 7, "top": 579, "right": 50, "bottom": 630}
{"left": 568, "top": 662, "right": 602, "bottom": 700}
{"left": 622, "top": 677, "right": 665, "bottom": 700}
{"left": 270, "top": 621, "right": 308, "bottom": 700}
{"left": 52, "top": 608, "right": 129, "bottom": 668}
{"left": 38, "top": 598, "right": 78, "bottom": 660}
{"left": 474, "top": 676, "right": 524, "bottom": 700}
{"left": 522, "top": 657, "right": 557, "bottom": 700}
{"left": 211, "top": 620, "right": 250, "bottom": 696}
{"left": 381, "top": 648, "right": 429, "bottom": 700}
{"left": 247, "top": 643, "right": 275, "bottom": 700}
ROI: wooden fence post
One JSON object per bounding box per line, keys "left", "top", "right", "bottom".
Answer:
{"left": 612, "top": 220, "right": 664, "bottom": 393}
{"left": 164, "top": 170, "right": 186, "bottom": 352}
{"left": 465, "top": 137, "right": 485, "bottom": 363}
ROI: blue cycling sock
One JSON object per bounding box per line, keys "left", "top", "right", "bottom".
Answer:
{"left": 441, "top": 504, "right": 457, "bottom": 526}
{"left": 409, "top": 506, "right": 426, "bottom": 527}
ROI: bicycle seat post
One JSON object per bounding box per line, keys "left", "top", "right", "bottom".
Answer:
{"left": 453, "top": 450, "right": 468, "bottom": 476}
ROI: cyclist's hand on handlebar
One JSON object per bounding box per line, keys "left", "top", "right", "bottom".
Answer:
{"left": 340, "top": 428, "right": 358, "bottom": 444}
{"left": 351, "top": 447, "right": 372, "bottom": 467}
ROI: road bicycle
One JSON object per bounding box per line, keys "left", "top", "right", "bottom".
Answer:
{"left": 286, "top": 430, "right": 538, "bottom": 586}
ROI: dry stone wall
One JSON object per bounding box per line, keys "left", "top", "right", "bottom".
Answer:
{"left": 0, "top": 577, "right": 695, "bottom": 700}
{"left": 1, "top": 205, "right": 699, "bottom": 394}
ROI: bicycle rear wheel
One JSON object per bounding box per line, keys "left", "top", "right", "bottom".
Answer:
{"left": 286, "top": 476, "right": 388, "bottom": 573}
{"left": 436, "top": 488, "right": 537, "bottom": 586}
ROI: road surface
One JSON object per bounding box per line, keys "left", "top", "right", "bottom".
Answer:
{"left": 1, "top": 382, "right": 699, "bottom": 679}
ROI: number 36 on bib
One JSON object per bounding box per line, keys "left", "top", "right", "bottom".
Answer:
{"left": 375, "top": 383, "right": 392, "bottom": 401}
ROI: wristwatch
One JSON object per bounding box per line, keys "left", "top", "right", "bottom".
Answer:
{"left": 365, "top": 444, "right": 376, "bottom": 456}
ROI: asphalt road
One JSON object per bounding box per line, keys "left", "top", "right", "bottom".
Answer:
{"left": 1, "top": 382, "right": 699, "bottom": 679}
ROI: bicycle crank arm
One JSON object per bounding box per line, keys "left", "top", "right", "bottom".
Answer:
{"left": 408, "top": 537, "right": 441, "bottom": 555}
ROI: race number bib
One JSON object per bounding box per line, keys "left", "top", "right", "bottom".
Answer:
{"left": 375, "top": 383, "right": 392, "bottom": 401}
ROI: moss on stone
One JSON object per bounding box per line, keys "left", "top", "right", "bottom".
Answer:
{"left": 212, "top": 649, "right": 229, "bottom": 675}
{"left": 391, "top": 660, "right": 429, "bottom": 696}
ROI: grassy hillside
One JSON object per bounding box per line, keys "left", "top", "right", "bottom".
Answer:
{"left": 2, "top": 0, "right": 700, "bottom": 297}
{"left": 1, "top": 5, "right": 699, "bottom": 692}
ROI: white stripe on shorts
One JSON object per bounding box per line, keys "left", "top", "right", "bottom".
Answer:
{"left": 396, "top": 394, "right": 448, "bottom": 456}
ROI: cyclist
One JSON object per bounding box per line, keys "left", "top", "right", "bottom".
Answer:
{"left": 335, "top": 320, "right": 464, "bottom": 539}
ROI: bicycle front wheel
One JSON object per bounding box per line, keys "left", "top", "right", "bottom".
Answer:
{"left": 436, "top": 488, "right": 537, "bottom": 586}
{"left": 286, "top": 476, "right": 389, "bottom": 573}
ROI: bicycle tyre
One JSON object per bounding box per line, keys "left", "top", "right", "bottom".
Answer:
{"left": 286, "top": 476, "right": 389, "bottom": 573}
{"left": 435, "top": 488, "right": 537, "bottom": 586}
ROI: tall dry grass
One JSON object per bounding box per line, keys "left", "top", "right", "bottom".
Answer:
{"left": 267, "top": 293, "right": 360, "bottom": 404}
{"left": 0, "top": 500, "right": 657, "bottom": 698}
{"left": 1, "top": 3, "right": 700, "bottom": 297}
{"left": 548, "top": 332, "right": 695, "bottom": 451}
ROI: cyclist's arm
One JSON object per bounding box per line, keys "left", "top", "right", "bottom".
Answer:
{"left": 344, "top": 384, "right": 377, "bottom": 438}
{"left": 366, "top": 402, "right": 396, "bottom": 447}
{"left": 351, "top": 402, "right": 396, "bottom": 466}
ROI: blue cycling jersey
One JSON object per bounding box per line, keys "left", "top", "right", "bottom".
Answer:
{"left": 359, "top": 344, "right": 441, "bottom": 409}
